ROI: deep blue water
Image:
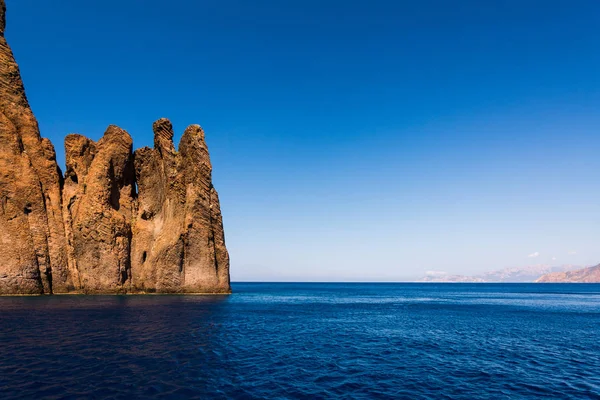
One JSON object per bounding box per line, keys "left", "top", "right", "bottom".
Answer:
{"left": 1, "top": 283, "right": 600, "bottom": 399}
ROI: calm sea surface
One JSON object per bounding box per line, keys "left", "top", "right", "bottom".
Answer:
{"left": 1, "top": 283, "right": 599, "bottom": 399}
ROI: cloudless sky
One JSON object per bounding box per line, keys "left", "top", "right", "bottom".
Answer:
{"left": 6, "top": 0, "right": 600, "bottom": 280}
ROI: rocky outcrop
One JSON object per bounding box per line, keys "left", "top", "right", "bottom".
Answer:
{"left": 536, "top": 265, "right": 600, "bottom": 283}
{"left": 131, "top": 120, "right": 230, "bottom": 293}
{"left": 0, "top": 1, "right": 230, "bottom": 294}
{"left": 0, "top": 0, "right": 70, "bottom": 294}
{"left": 62, "top": 127, "right": 137, "bottom": 293}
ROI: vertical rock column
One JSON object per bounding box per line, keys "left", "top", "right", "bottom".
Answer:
{"left": 0, "top": 0, "right": 70, "bottom": 294}
{"left": 62, "top": 126, "right": 136, "bottom": 293}
{"left": 131, "top": 119, "right": 230, "bottom": 293}
{"left": 179, "top": 124, "right": 230, "bottom": 293}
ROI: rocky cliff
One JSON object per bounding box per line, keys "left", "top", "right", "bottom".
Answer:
{"left": 131, "top": 120, "right": 230, "bottom": 293}
{"left": 536, "top": 264, "right": 600, "bottom": 283}
{"left": 0, "top": 1, "right": 230, "bottom": 294}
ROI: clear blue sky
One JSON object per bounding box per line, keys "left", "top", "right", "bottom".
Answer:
{"left": 7, "top": 0, "right": 600, "bottom": 280}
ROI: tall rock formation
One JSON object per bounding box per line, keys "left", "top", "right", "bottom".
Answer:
{"left": 131, "top": 120, "right": 230, "bottom": 293}
{"left": 62, "top": 127, "right": 137, "bottom": 293}
{"left": 0, "top": 1, "right": 230, "bottom": 294}
{"left": 0, "top": 0, "right": 70, "bottom": 294}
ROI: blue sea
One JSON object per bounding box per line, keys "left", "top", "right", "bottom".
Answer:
{"left": 1, "top": 283, "right": 599, "bottom": 399}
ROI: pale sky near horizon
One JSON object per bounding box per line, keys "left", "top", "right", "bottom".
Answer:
{"left": 6, "top": 0, "right": 600, "bottom": 281}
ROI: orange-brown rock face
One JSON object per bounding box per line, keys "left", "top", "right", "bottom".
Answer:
{"left": 131, "top": 119, "right": 230, "bottom": 293}
{"left": 0, "top": 0, "right": 70, "bottom": 294}
{"left": 62, "top": 127, "right": 136, "bottom": 293}
{"left": 0, "top": 1, "right": 230, "bottom": 295}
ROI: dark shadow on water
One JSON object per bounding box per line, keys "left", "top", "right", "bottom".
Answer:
{"left": 0, "top": 294, "right": 232, "bottom": 398}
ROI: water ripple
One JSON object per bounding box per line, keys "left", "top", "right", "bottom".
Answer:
{"left": 0, "top": 284, "right": 599, "bottom": 399}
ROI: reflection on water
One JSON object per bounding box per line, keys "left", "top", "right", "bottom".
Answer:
{"left": 1, "top": 284, "right": 599, "bottom": 399}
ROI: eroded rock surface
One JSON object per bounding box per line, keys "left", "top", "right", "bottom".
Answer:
{"left": 131, "top": 119, "right": 230, "bottom": 293}
{"left": 0, "top": 0, "right": 69, "bottom": 294}
{"left": 0, "top": 1, "right": 230, "bottom": 294}
{"left": 62, "top": 127, "right": 136, "bottom": 293}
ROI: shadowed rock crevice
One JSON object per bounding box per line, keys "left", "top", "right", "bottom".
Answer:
{"left": 62, "top": 126, "right": 136, "bottom": 294}
{"left": 0, "top": 1, "right": 230, "bottom": 295}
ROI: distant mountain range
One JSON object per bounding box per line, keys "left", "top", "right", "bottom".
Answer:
{"left": 419, "top": 264, "right": 584, "bottom": 283}
{"left": 536, "top": 264, "right": 600, "bottom": 283}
